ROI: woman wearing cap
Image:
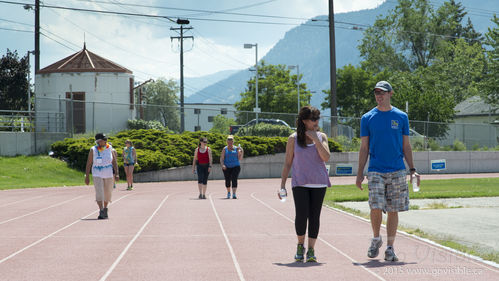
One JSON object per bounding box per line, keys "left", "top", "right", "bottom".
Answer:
{"left": 123, "top": 140, "right": 137, "bottom": 191}
{"left": 220, "top": 135, "right": 243, "bottom": 199}
{"left": 280, "top": 106, "right": 331, "bottom": 262}
{"left": 85, "top": 133, "right": 119, "bottom": 220}
{"left": 192, "top": 137, "right": 212, "bottom": 199}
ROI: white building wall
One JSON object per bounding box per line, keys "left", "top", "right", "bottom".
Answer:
{"left": 35, "top": 72, "right": 134, "bottom": 133}
{"left": 183, "top": 104, "right": 236, "bottom": 132}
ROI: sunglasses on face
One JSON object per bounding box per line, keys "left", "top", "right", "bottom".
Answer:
{"left": 202, "top": 141, "right": 208, "bottom": 143}
{"left": 374, "top": 90, "right": 387, "bottom": 95}
{"left": 308, "top": 117, "right": 320, "bottom": 121}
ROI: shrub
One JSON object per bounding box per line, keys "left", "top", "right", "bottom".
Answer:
{"left": 127, "top": 119, "right": 169, "bottom": 131}
{"left": 333, "top": 136, "right": 359, "bottom": 152}
{"left": 452, "top": 140, "right": 466, "bottom": 151}
{"left": 236, "top": 123, "right": 294, "bottom": 137}
{"left": 51, "top": 129, "right": 342, "bottom": 175}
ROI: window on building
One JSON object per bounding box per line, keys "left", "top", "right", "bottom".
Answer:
{"left": 208, "top": 116, "right": 214, "bottom": 122}
{"left": 194, "top": 126, "right": 201, "bottom": 131}
{"left": 221, "top": 108, "right": 228, "bottom": 115}
{"left": 194, "top": 108, "right": 201, "bottom": 114}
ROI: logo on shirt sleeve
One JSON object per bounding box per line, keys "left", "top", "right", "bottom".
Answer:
{"left": 391, "top": 120, "right": 399, "bottom": 129}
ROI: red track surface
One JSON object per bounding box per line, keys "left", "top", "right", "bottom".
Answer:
{"left": 0, "top": 177, "right": 497, "bottom": 281}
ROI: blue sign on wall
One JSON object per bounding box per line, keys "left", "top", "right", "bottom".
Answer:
{"left": 336, "top": 164, "right": 353, "bottom": 175}
{"left": 431, "top": 159, "right": 446, "bottom": 171}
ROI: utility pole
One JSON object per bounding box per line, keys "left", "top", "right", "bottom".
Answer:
{"left": 35, "top": 0, "right": 40, "bottom": 73}
{"left": 329, "top": 0, "right": 338, "bottom": 137}
{"left": 171, "top": 19, "right": 193, "bottom": 133}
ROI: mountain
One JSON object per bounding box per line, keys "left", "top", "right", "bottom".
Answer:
{"left": 182, "top": 69, "right": 239, "bottom": 98}
{"left": 187, "top": 0, "right": 497, "bottom": 108}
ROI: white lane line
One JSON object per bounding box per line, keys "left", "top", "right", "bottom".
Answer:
{"left": 0, "top": 195, "right": 48, "bottom": 208}
{"left": 251, "top": 193, "right": 385, "bottom": 281}
{"left": 209, "top": 194, "right": 245, "bottom": 281}
{"left": 0, "top": 195, "right": 86, "bottom": 225}
{"left": 0, "top": 194, "right": 131, "bottom": 265}
{"left": 99, "top": 194, "right": 169, "bottom": 281}
{"left": 323, "top": 204, "right": 499, "bottom": 272}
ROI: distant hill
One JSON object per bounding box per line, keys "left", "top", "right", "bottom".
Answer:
{"left": 187, "top": 0, "right": 497, "bottom": 108}
{"left": 181, "top": 69, "right": 239, "bottom": 98}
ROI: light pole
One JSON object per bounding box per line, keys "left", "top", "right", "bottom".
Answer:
{"left": 244, "top": 43, "right": 259, "bottom": 124}
{"left": 288, "top": 65, "right": 300, "bottom": 113}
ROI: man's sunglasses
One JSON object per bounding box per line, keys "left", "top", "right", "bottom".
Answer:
{"left": 373, "top": 89, "right": 387, "bottom": 95}
{"left": 308, "top": 117, "right": 320, "bottom": 121}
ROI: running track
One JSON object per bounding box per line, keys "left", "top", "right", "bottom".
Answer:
{"left": 0, "top": 178, "right": 498, "bottom": 281}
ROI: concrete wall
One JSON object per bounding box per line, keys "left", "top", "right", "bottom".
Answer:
{"left": 0, "top": 132, "right": 68, "bottom": 156}
{"left": 134, "top": 151, "right": 499, "bottom": 182}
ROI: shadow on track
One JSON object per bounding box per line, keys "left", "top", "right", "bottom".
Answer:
{"left": 273, "top": 262, "right": 325, "bottom": 268}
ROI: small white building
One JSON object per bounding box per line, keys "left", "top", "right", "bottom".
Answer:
{"left": 35, "top": 44, "right": 134, "bottom": 133}
{"left": 184, "top": 103, "right": 236, "bottom": 131}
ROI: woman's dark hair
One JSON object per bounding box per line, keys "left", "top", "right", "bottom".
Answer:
{"left": 296, "top": 106, "right": 321, "bottom": 147}
{"left": 198, "top": 137, "right": 207, "bottom": 147}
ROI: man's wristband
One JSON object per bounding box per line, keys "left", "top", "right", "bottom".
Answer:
{"left": 409, "top": 168, "right": 416, "bottom": 172}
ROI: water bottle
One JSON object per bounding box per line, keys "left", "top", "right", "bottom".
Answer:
{"left": 279, "top": 188, "right": 287, "bottom": 202}
{"left": 411, "top": 177, "right": 420, "bottom": 192}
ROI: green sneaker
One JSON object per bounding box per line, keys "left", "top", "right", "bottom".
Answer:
{"left": 294, "top": 244, "right": 305, "bottom": 262}
{"left": 306, "top": 248, "right": 317, "bottom": 262}
{"left": 384, "top": 246, "right": 399, "bottom": 262}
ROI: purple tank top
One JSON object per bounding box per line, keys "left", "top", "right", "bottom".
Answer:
{"left": 291, "top": 132, "right": 331, "bottom": 187}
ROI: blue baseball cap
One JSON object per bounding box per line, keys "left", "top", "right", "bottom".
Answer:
{"left": 374, "top": 81, "right": 393, "bottom": 92}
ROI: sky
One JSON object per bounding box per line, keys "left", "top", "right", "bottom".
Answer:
{"left": 0, "top": 0, "right": 385, "bottom": 84}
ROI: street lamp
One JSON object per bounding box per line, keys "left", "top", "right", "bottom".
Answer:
{"left": 288, "top": 65, "right": 300, "bottom": 113}
{"left": 244, "top": 43, "right": 259, "bottom": 124}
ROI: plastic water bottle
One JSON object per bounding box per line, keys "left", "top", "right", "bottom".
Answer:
{"left": 411, "top": 177, "right": 420, "bottom": 192}
{"left": 279, "top": 188, "right": 287, "bottom": 202}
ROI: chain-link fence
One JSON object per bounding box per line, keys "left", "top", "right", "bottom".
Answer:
{"left": 5, "top": 97, "right": 498, "bottom": 152}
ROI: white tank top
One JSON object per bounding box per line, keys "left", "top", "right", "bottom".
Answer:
{"left": 92, "top": 145, "right": 114, "bottom": 178}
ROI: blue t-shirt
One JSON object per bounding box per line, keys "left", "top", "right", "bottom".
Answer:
{"left": 360, "top": 107, "right": 409, "bottom": 173}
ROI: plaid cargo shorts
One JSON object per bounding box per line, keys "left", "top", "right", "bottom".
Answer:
{"left": 367, "top": 170, "right": 409, "bottom": 212}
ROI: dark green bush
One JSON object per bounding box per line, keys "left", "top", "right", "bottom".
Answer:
{"left": 236, "top": 123, "right": 294, "bottom": 137}
{"left": 51, "top": 129, "right": 342, "bottom": 175}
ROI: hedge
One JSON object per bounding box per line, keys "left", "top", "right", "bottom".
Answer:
{"left": 51, "top": 130, "right": 342, "bottom": 176}
{"left": 236, "top": 123, "right": 294, "bottom": 137}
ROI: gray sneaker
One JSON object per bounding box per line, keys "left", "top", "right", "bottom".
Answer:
{"left": 367, "top": 237, "right": 383, "bottom": 258}
{"left": 384, "top": 247, "right": 399, "bottom": 261}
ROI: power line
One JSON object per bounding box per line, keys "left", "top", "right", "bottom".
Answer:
{"left": 0, "top": 26, "right": 32, "bottom": 33}
{"left": 40, "top": 31, "right": 79, "bottom": 51}
{"left": 0, "top": 17, "right": 32, "bottom": 26}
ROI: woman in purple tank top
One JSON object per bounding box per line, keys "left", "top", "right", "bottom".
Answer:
{"left": 280, "top": 106, "right": 331, "bottom": 263}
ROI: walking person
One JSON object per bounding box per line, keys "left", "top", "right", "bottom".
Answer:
{"left": 220, "top": 135, "right": 243, "bottom": 199}
{"left": 85, "top": 133, "right": 119, "bottom": 220}
{"left": 280, "top": 106, "right": 331, "bottom": 262}
{"left": 192, "top": 137, "right": 212, "bottom": 199}
{"left": 123, "top": 140, "right": 137, "bottom": 190}
{"left": 356, "top": 81, "right": 421, "bottom": 261}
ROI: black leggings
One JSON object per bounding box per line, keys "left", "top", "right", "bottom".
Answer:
{"left": 292, "top": 186, "right": 327, "bottom": 239}
{"left": 196, "top": 164, "right": 209, "bottom": 185}
{"left": 223, "top": 166, "right": 241, "bottom": 188}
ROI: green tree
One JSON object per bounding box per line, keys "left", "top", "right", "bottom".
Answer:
{"left": 234, "top": 61, "right": 311, "bottom": 125}
{"left": 142, "top": 79, "right": 180, "bottom": 132}
{"left": 482, "top": 15, "right": 499, "bottom": 108}
{"left": 359, "top": 0, "right": 481, "bottom": 73}
{"left": 209, "top": 114, "right": 236, "bottom": 134}
{"left": 321, "top": 65, "right": 390, "bottom": 117}
{"left": 431, "top": 39, "right": 486, "bottom": 103}
{"left": 0, "top": 50, "right": 30, "bottom": 110}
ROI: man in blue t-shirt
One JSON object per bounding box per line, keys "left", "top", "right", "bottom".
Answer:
{"left": 356, "top": 81, "right": 421, "bottom": 262}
